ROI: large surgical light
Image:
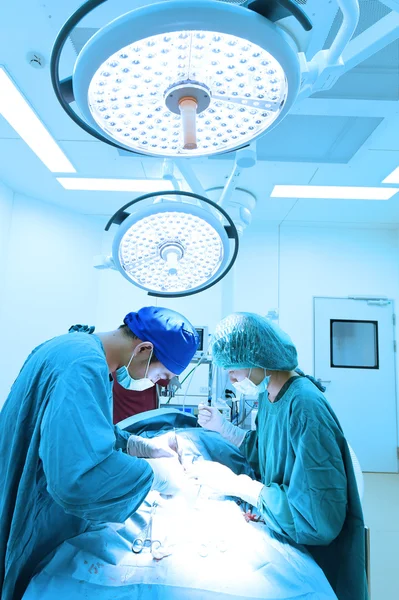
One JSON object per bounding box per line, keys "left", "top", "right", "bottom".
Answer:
{"left": 105, "top": 191, "right": 239, "bottom": 297}
{"left": 51, "top": 0, "right": 307, "bottom": 157}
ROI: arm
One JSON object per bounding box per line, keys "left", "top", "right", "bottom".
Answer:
{"left": 239, "top": 429, "right": 262, "bottom": 481}
{"left": 113, "top": 424, "right": 130, "bottom": 451}
{"left": 39, "top": 356, "right": 153, "bottom": 524}
{"left": 258, "top": 415, "right": 347, "bottom": 546}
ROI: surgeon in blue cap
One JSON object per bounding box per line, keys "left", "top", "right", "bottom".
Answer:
{"left": 0, "top": 307, "right": 198, "bottom": 600}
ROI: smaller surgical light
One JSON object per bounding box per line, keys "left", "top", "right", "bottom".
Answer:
{"left": 106, "top": 191, "right": 239, "bottom": 298}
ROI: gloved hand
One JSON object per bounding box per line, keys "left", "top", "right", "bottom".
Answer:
{"left": 127, "top": 433, "right": 177, "bottom": 459}
{"left": 187, "top": 460, "right": 264, "bottom": 507}
{"left": 197, "top": 404, "right": 247, "bottom": 447}
{"left": 143, "top": 457, "right": 187, "bottom": 496}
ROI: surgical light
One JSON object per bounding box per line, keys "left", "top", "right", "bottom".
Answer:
{"left": 104, "top": 191, "right": 239, "bottom": 297}
{"left": 51, "top": 0, "right": 308, "bottom": 157}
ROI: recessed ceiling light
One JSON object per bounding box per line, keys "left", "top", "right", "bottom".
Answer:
{"left": 57, "top": 177, "right": 175, "bottom": 192}
{"left": 0, "top": 67, "right": 75, "bottom": 173}
{"left": 271, "top": 185, "right": 398, "bottom": 201}
{"left": 382, "top": 167, "right": 399, "bottom": 185}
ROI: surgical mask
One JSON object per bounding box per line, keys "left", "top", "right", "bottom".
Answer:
{"left": 115, "top": 348, "right": 155, "bottom": 392}
{"left": 257, "top": 374, "right": 271, "bottom": 394}
{"left": 233, "top": 369, "right": 270, "bottom": 396}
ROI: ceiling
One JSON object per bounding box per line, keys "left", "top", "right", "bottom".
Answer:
{"left": 0, "top": 0, "right": 398, "bottom": 226}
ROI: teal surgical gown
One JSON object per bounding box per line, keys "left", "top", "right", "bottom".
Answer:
{"left": 0, "top": 333, "right": 153, "bottom": 600}
{"left": 240, "top": 375, "right": 368, "bottom": 600}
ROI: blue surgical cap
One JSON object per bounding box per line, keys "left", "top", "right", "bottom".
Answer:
{"left": 211, "top": 312, "right": 298, "bottom": 371}
{"left": 124, "top": 307, "right": 199, "bottom": 375}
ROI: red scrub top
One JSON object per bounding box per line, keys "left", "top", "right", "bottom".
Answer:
{"left": 112, "top": 374, "right": 158, "bottom": 424}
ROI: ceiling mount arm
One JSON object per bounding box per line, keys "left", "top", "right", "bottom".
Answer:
{"left": 247, "top": 0, "right": 313, "bottom": 32}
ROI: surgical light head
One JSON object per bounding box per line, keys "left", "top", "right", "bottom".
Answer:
{"left": 104, "top": 190, "right": 239, "bottom": 297}
{"left": 51, "top": 0, "right": 307, "bottom": 157}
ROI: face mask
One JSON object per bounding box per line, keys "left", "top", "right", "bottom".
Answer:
{"left": 233, "top": 369, "right": 270, "bottom": 396}
{"left": 115, "top": 347, "right": 155, "bottom": 392}
{"left": 257, "top": 374, "right": 271, "bottom": 394}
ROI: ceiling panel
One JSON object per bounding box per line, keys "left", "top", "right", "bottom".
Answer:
{"left": 208, "top": 115, "right": 383, "bottom": 163}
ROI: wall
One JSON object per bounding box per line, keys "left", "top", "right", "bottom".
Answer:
{"left": 0, "top": 181, "right": 14, "bottom": 315}
{"left": 231, "top": 222, "right": 399, "bottom": 442}
{"left": 230, "top": 222, "right": 399, "bottom": 367}
{"left": 279, "top": 223, "right": 399, "bottom": 374}
{"left": 0, "top": 193, "right": 103, "bottom": 406}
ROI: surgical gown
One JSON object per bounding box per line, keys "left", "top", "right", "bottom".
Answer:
{"left": 0, "top": 333, "right": 153, "bottom": 600}
{"left": 240, "top": 375, "right": 368, "bottom": 600}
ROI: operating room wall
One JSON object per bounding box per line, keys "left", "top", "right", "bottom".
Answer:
{"left": 0, "top": 193, "right": 103, "bottom": 408}
{"left": 0, "top": 181, "right": 14, "bottom": 314}
{"left": 278, "top": 224, "right": 399, "bottom": 372}
{"left": 231, "top": 223, "right": 399, "bottom": 440}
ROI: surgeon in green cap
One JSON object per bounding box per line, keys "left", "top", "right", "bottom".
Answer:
{"left": 193, "top": 312, "right": 368, "bottom": 600}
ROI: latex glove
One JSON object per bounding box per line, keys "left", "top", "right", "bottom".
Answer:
{"left": 127, "top": 433, "right": 177, "bottom": 459}
{"left": 188, "top": 460, "right": 264, "bottom": 507}
{"left": 197, "top": 404, "right": 247, "bottom": 447}
{"left": 144, "top": 457, "right": 187, "bottom": 496}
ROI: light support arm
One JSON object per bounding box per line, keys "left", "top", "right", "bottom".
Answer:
{"left": 328, "top": 0, "right": 360, "bottom": 65}
{"left": 218, "top": 162, "right": 241, "bottom": 208}
{"left": 162, "top": 159, "right": 181, "bottom": 191}
{"left": 341, "top": 11, "right": 399, "bottom": 72}
{"left": 174, "top": 158, "right": 209, "bottom": 199}
{"left": 298, "top": 0, "right": 360, "bottom": 99}
{"left": 218, "top": 143, "right": 257, "bottom": 208}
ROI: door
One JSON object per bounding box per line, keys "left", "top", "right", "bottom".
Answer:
{"left": 314, "top": 297, "right": 398, "bottom": 473}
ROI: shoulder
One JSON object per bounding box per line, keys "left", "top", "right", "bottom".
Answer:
{"left": 39, "top": 333, "right": 107, "bottom": 374}
{"left": 288, "top": 377, "right": 342, "bottom": 433}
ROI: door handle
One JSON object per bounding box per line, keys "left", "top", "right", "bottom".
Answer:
{"left": 317, "top": 379, "right": 331, "bottom": 384}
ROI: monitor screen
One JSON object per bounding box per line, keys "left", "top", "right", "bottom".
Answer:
{"left": 195, "top": 327, "right": 204, "bottom": 352}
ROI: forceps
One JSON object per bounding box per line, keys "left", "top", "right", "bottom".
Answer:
{"left": 132, "top": 502, "right": 162, "bottom": 554}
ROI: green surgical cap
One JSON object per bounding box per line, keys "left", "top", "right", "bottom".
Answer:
{"left": 211, "top": 312, "right": 298, "bottom": 371}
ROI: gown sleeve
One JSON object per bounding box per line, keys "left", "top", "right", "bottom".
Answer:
{"left": 39, "top": 355, "right": 153, "bottom": 523}
{"left": 113, "top": 425, "right": 130, "bottom": 451}
{"left": 258, "top": 411, "right": 347, "bottom": 545}
{"left": 239, "top": 429, "right": 262, "bottom": 481}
